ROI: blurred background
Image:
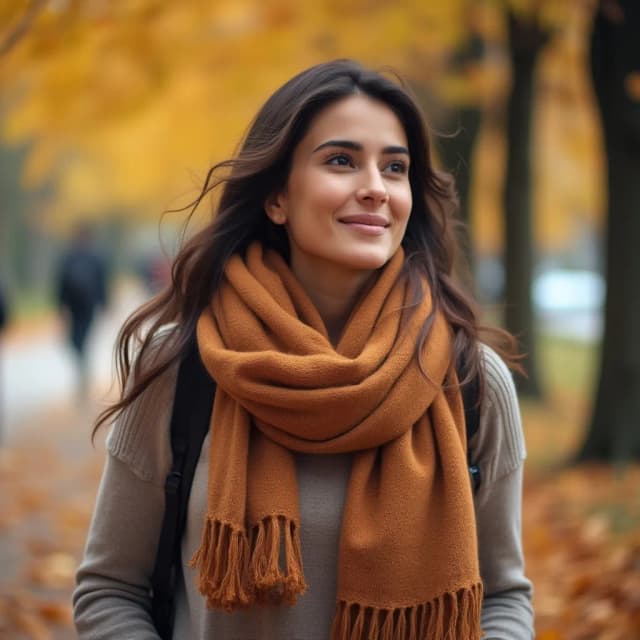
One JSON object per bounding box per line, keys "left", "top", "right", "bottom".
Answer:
{"left": 1, "top": 1, "right": 639, "bottom": 638}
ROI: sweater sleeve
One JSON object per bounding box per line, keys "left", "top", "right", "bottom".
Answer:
{"left": 472, "top": 345, "right": 535, "bottom": 639}
{"left": 73, "top": 341, "right": 178, "bottom": 639}
{"left": 73, "top": 455, "right": 165, "bottom": 639}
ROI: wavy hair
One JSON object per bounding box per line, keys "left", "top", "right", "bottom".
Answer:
{"left": 94, "top": 58, "right": 520, "bottom": 434}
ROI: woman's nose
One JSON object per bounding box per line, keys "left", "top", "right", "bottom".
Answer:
{"left": 356, "top": 167, "right": 389, "bottom": 205}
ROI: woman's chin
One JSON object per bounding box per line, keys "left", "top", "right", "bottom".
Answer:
{"left": 340, "top": 250, "right": 397, "bottom": 273}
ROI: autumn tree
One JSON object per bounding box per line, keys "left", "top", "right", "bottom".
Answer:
{"left": 578, "top": 0, "right": 640, "bottom": 462}
{"left": 503, "top": 8, "right": 550, "bottom": 397}
{"left": 0, "top": 0, "right": 604, "bottom": 329}
{"left": 0, "top": 1, "right": 506, "bottom": 291}
{"left": 430, "top": 19, "right": 486, "bottom": 279}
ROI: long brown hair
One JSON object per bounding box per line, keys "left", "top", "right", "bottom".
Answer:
{"left": 95, "top": 58, "right": 520, "bottom": 434}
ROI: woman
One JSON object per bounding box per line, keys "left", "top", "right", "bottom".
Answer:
{"left": 74, "top": 59, "right": 533, "bottom": 639}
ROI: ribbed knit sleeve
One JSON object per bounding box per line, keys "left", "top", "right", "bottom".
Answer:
{"left": 74, "top": 332, "right": 179, "bottom": 638}
{"left": 106, "top": 331, "right": 178, "bottom": 485}
{"left": 471, "top": 344, "right": 534, "bottom": 639}
{"left": 473, "top": 344, "right": 527, "bottom": 483}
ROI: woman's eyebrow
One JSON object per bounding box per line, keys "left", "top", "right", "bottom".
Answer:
{"left": 312, "top": 140, "right": 409, "bottom": 155}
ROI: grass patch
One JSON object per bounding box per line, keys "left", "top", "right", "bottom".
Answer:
{"left": 538, "top": 334, "right": 599, "bottom": 396}
{"left": 522, "top": 333, "right": 600, "bottom": 471}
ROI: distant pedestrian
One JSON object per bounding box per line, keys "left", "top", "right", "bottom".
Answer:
{"left": 56, "top": 223, "right": 108, "bottom": 401}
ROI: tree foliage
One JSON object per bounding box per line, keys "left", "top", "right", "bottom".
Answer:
{"left": 0, "top": 1, "right": 482, "bottom": 225}
{"left": 0, "top": 0, "right": 602, "bottom": 245}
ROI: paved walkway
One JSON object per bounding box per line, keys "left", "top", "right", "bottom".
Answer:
{"left": 0, "top": 393, "right": 111, "bottom": 637}
{"left": 0, "top": 283, "right": 147, "bottom": 638}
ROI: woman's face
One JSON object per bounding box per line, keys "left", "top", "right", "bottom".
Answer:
{"left": 266, "top": 94, "right": 412, "bottom": 284}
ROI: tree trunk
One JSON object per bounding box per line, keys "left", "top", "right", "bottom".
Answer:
{"left": 503, "top": 12, "right": 549, "bottom": 397}
{"left": 578, "top": 1, "right": 640, "bottom": 462}
{"left": 434, "top": 29, "right": 486, "bottom": 290}
{"left": 437, "top": 106, "right": 482, "bottom": 281}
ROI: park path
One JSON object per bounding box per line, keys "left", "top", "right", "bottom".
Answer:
{"left": 0, "top": 283, "right": 147, "bottom": 638}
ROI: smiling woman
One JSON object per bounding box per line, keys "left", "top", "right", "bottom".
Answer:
{"left": 265, "top": 94, "right": 413, "bottom": 342}
{"left": 73, "top": 59, "right": 533, "bottom": 640}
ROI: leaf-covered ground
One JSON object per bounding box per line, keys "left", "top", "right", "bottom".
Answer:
{"left": 1, "top": 390, "right": 639, "bottom": 638}
{"left": 521, "top": 393, "right": 640, "bottom": 640}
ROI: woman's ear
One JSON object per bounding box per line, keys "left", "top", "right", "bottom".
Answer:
{"left": 265, "top": 191, "right": 287, "bottom": 225}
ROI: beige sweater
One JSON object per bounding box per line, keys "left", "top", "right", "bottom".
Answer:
{"left": 73, "top": 344, "right": 533, "bottom": 639}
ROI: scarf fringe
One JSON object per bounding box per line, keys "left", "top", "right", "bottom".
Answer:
{"left": 330, "top": 583, "right": 483, "bottom": 640}
{"left": 250, "top": 514, "right": 307, "bottom": 604}
{"left": 189, "top": 517, "right": 252, "bottom": 612}
{"left": 190, "top": 515, "right": 307, "bottom": 612}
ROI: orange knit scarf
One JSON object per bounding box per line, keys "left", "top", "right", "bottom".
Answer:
{"left": 193, "top": 242, "right": 482, "bottom": 639}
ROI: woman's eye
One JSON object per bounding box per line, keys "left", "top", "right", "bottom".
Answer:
{"left": 326, "top": 154, "right": 353, "bottom": 167}
{"left": 386, "top": 160, "right": 408, "bottom": 174}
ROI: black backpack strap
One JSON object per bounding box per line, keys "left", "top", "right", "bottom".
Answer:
{"left": 461, "top": 370, "right": 482, "bottom": 493}
{"left": 151, "top": 338, "right": 216, "bottom": 639}
{"left": 457, "top": 348, "right": 482, "bottom": 492}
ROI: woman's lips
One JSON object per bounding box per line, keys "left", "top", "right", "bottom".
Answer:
{"left": 338, "top": 214, "right": 389, "bottom": 235}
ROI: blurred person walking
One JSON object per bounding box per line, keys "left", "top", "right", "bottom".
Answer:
{"left": 56, "top": 223, "right": 108, "bottom": 403}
